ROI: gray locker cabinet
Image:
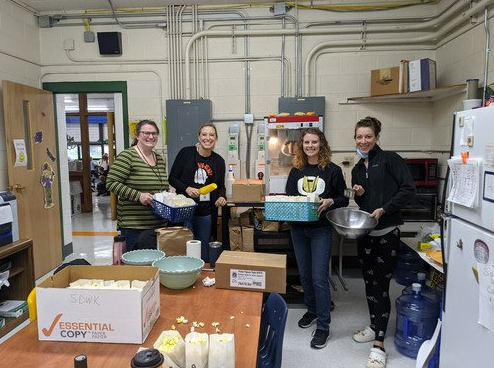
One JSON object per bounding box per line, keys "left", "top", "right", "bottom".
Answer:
{"left": 166, "top": 99, "right": 212, "bottom": 170}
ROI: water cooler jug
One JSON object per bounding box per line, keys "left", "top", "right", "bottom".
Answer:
{"left": 402, "top": 272, "right": 441, "bottom": 313}
{"left": 394, "top": 283, "right": 439, "bottom": 358}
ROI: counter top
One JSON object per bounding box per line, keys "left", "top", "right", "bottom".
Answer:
{"left": 401, "top": 236, "right": 444, "bottom": 273}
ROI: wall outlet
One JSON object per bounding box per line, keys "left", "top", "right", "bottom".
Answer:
{"left": 342, "top": 156, "right": 354, "bottom": 166}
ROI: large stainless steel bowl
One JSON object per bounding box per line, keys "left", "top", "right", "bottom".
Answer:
{"left": 326, "top": 208, "right": 378, "bottom": 239}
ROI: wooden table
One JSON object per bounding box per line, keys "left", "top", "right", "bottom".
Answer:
{"left": 0, "top": 272, "right": 263, "bottom": 368}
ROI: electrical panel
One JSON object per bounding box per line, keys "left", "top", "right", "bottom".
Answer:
{"left": 278, "top": 96, "right": 325, "bottom": 117}
{"left": 166, "top": 99, "right": 212, "bottom": 169}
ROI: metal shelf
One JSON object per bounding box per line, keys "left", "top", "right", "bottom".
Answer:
{"left": 341, "top": 84, "right": 466, "bottom": 104}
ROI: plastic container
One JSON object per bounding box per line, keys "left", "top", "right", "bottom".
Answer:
{"left": 130, "top": 349, "right": 164, "bottom": 368}
{"left": 264, "top": 201, "right": 319, "bottom": 222}
{"left": 226, "top": 166, "right": 235, "bottom": 198}
{"left": 395, "top": 245, "right": 424, "bottom": 286}
{"left": 402, "top": 272, "right": 441, "bottom": 311}
{"left": 112, "top": 235, "right": 127, "bottom": 265}
{"left": 151, "top": 199, "right": 197, "bottom": 223}
{"left": 394, "top": 283, "right": 439, "bottom": 358}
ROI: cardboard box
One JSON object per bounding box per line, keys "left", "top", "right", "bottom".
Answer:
{"left": 215, "top": 251, "right": 286, "bottom": 293}
{"left": 232, "top": 180, "right": 264, "bottom": 202}
{"left": 371, "top": 67, "right": 400, "bottom": 96}
{"left": 409, "top": 58, "right": 436, "bottom": 92}
{"left": 36, "top": 265, "right": 160, "bottom": 344}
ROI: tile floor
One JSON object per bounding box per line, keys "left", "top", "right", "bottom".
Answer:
{"left": 55, "top": 194, "right": 417, "bottom": 367}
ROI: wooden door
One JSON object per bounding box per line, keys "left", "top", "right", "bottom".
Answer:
{"left": 2, "top": 80, "right": 63, "bottom": 279}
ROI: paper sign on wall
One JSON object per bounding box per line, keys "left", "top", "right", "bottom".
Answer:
{"left": 13, "top": 139, "right": 27, "bottom": 167}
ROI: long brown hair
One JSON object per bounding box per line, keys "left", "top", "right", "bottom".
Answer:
{"left": 131, "top": 119, "right": 160, "bottom": 146}
{"left": 292, "top": 128, "right": 331, "bottom": 170}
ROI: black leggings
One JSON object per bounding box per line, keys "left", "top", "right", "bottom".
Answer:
{"left": 357, "top": 228, "right": 400, "bottom": 342}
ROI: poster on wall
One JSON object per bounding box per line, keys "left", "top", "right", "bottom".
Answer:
{"left": 13, "top": 139, "right": 27, "bottom": 167}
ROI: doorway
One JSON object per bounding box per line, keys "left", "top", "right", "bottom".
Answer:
{"left": 43, "top": 81, "right": 128, "bottom": 258}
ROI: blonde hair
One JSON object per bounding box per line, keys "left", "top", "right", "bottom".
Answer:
{"left": 292, "top": 128, "right": 331, "bottom": 170}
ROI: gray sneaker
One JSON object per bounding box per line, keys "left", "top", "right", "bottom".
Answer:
{"left": 310, "top": 329, "right": 330, "bottom": 349}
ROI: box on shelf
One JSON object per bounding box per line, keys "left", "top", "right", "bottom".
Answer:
{"left": 36, "top": 265, "right": 160, "bottom": 344}
{"left": 371, "top": 67, "right": 400, "bottom": 96}
{"left": 232, "top": 180, "right": 264, "bottom": 202}
{"left": 409, "top": 58, "right": 436, "bottom": 92}
{"left": 215, "top": 251, "right": 286, "bottom": 293}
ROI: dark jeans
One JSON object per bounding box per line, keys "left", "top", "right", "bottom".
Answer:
{"left": 184, "top": 214, "right": 212, "bottom": 262}
{"left": 290, "top": 225, "right": 333, "bottom": 331}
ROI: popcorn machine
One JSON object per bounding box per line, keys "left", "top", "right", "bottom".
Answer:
{"left": 264, "top": 114, "right": 323, "bottom": 194}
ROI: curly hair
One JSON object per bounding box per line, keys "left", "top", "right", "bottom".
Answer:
{"left": 292, "top": 128, "right": 331, "bottom": 170}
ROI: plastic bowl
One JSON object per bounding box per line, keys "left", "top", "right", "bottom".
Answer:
{"left": 121, "top": 249, "right": 166, "bottom": 266}
{"left": 152, "top": 256, "right": 204, "bottom": 289}
{"left": 326, "top": 208, "right": 378, "bottom": 239}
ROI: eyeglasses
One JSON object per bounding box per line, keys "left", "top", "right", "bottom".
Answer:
{"left": 140, "top": 131, "right": 159, "bottom": 138}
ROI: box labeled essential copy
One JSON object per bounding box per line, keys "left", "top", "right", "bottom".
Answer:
{"left": 36, "top": 265, "right": 160, "bottom": 344}
{"left": 215, "top": 251, "right": 286, "bottom": 293}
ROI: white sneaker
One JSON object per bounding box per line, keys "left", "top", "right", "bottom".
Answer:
{"left": 366, "top": 347, "right": 386, "bottom": 368}
{"left": 352, "top": 326, "right": 375, "bottom": 343}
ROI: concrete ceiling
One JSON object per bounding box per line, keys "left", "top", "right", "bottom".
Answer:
{"left": 13, "top": 0, "right": 282, "bottom": 13}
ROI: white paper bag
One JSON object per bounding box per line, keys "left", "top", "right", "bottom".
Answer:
{"left": 185, "top": 332, "right": 209, "bottom": 368}
{"left": 208, "top": 333, "right": 235, "bottom": 368}
{"left": 153, "top": 330, "right": 186, "bottom": 368}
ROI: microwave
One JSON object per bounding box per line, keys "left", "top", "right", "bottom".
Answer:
{"left": 405, "top": 158, "right": 438, "bottom": 187}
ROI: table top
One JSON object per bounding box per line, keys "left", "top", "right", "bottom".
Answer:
{"left": 0, "top": 271, "right": 263, "bottom": 368}
{"left": 401, "top": 236, "right": 444, "bottom": 273}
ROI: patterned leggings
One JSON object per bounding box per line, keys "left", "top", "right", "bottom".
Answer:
{"left": 357, "top": 228, "right": 400, "bottom": 342}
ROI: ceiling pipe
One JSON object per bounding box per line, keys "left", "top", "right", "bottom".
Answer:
{"left": 185, "top": 0, "right": 494, "bottom": 98}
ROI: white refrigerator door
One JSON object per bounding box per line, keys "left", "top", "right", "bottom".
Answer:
{"left": 440, "top": 218, "right": 494, "bottom": 368}
{"left": 451, "top": 107, "right": 494, "bottom": 232}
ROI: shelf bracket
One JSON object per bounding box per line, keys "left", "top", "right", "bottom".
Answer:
{"left": 360, "top": 21, "right": 367, "bottom": 50}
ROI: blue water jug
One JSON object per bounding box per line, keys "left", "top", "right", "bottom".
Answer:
{"left": 402, "top": 272, "right": 441, "bottom": 311}
{"left": 395, "top": 246, "right": 424, "bottom": 286}
{"left": 394, "top": 283, "right": 439, "bottom": 358}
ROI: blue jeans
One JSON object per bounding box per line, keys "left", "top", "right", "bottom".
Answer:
{"left": 290, "top": 225, "right": 332, "bottom": 331}
{"left": 184, "top": 215, "right": 212, "bottom": 262}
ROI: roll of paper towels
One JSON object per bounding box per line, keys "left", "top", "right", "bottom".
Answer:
{"left": 186, "top": 240, "right": 201, "bottom": 259}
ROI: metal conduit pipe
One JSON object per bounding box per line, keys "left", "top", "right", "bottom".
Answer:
{"left": 305, "top": 0, "right": 464, "bottom": 29}
{"left": 310, "top": 45, "right": 436, "bottom": 96}
{"left": 304, "top": 0, "right": 494, "bottom": 94}
{"left": 178, "top": 5, "right": 186, "bottom": 98}
{"left": 39, "top": 69, "right": 164, "bottom": 125}
{"left": 483, "top": 8, "right": 491, "bottom": 106}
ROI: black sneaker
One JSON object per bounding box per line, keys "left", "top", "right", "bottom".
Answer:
{"left": 330, "top": 301, "right": 335, "bottom": 311}
{"left": 310, "top": 329, "right": 330, "bottom": 349}
{"left": 298, "top": 312, "right": 317, "bottom": 328}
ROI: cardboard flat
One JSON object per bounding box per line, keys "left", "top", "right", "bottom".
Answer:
{"left": 36, "top": 265, "right": 160, "bottom": 344}
{"left": 370, "top": 67, "right": 400, "bottom": 96}
{"left": 215, "top": 251, "right": 286, "bottom": 293}
{"left": 232, "top": 180, "right": 264, "bottom": 202}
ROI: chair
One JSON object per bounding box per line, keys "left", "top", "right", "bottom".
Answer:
{"left": 257, "top": 292, "right": 288, "bottom": 368}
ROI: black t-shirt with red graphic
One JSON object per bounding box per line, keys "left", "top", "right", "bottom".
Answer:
{"left": 169, "top": 146, "right": 226, "bottom": 216}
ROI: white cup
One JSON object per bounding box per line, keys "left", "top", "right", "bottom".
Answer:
{"left": 186, "top": 240, "right": 201, "bottom": 259}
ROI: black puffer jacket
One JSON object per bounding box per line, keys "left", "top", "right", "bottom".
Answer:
{"left": 351, "top": 146, "right": 416, "bottom": 230}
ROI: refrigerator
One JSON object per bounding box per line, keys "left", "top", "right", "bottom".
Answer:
{"left": 440, "top": 106, "right": 494, "bottom": 367}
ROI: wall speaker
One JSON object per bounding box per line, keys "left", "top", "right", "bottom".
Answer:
{"left": 97, "top": 32, "right": 122, "bottom": 55}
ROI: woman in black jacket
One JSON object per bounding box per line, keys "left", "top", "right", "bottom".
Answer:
{"left": 351, "top": 117, "right": 415, "bottom": 368}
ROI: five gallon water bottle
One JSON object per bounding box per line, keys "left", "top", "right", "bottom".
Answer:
{"left": 402, "top": 272, "right": 441, "bottom": 313}
{"left": 395, "top": 244, "right": 424, "bottom": 286}
{"left": 394, "top": 283, "right": 439, "bottom": 358}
